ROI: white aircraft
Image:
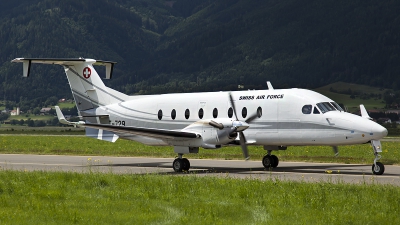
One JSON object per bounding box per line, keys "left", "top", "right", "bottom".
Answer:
{"left": 12, "top": 58, "right": 388, "bottom": 175}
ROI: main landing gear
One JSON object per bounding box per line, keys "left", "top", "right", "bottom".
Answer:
{"left": 371, "top": 140, "right": 385, "bottom": 175}
{"left": 172, "top": 154, "right": 190, "bottom": 172}
{"left": 262, "top": 150, "right": 279, "bottom": 169}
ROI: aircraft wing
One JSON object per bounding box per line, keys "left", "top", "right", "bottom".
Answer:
{"left": 54, "top": 106, "right": 200, "bottom": 140}
{"left": 83, "top": 123, "right": 200, "bottom": 140}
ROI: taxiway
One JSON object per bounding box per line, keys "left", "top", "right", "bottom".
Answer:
{"left": 0, "top": 154, "right": 399, "bottom": 185}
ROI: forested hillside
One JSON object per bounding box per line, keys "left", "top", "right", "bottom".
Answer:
{"left": 1, "top": 0, "right": 400, "bottom": 107}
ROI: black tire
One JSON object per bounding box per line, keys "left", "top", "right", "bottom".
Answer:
{"left": 372, "top": 162, "right": 385, "bottom": 175}
{"left": 262, "top": 155, "right": 275, "bottom": 169}
{"left": 173, "top": 158, "right": 183, "bottom": 172}
{"left": 182, "top": 158, "right": 190, "bottom": 171}
{"left": 271, "top": 155, "right": 279, "bottom": 168}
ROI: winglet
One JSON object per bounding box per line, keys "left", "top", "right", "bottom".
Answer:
{"left": 360, "top": 104, "right": 372, "bottom": 120}
{"left": 266, "top": 81, "right": 274, "bottom": 90}
{"left": 55, "top": 106, "right": 85, "bottom": 126}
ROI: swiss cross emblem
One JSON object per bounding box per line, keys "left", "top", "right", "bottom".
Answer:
{"left": 83, "top": 67, "right": 91, "bottom": 79}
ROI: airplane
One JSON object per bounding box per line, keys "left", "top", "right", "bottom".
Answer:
{"left": 12, "top": 57, "right": 388, "bottom": 175}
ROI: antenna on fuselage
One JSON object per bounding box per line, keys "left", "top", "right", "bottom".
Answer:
{"left": 266, "top": 81, "right": 274, "bottom": 90}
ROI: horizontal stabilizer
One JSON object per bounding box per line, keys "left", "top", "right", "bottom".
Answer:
{"left": 11, "top": 58, "right": 116, "bottom": 79}
{"left": 86, "top": 127, "right": 119, "bottom": 142}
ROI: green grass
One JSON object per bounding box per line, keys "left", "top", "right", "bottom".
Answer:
{"left": 57, "top": 102, "right": 75, "bottom": 108}
{"left": 0, "top": 135, "right": 399, "bottom": 165}
{"left": 0, "top": 171, "right": 398, "bottom": 224}
{"left": 7, "top": 114, "right": 54, "bottom": 120}
{"left": 314, "top": 82, "right": 387, "bottom": 111}
{"left": 0, "top": 127, "right": 84, "bottom": 135}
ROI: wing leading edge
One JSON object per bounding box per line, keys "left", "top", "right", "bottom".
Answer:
{"left": 84, "top": 123, "right": 201, "bottom": 140}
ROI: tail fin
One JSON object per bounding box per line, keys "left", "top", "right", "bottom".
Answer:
{"left": 12, "top": 58, "right": 128, "bottom": 112}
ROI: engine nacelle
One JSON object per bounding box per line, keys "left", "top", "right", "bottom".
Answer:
{"left": 182, "top": 118, "right": 241, "bottom": 148}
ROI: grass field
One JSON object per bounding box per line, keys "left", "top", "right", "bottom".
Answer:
{"left": 0, "top": 171, "right": 398, "bottom": 224}
{"left": 57, "top": 102, "right": 75, "bottom": 108}
{"left": 6, "top": 114, "right": 54, "bottom": 121}
{"left": 0, "top": 135, "right": 399, "bottom": 165}
{"left": 0, "top": 133, "right": 399, "bottom": 224}
{"left": 0, "top": 127, "right": 84, "bottom": 135}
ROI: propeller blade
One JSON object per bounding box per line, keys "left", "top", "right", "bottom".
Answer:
{"left": 245, "top": 112, "right": 259, "bottom": 124}
{"left": 239, "top": 132, "right": 250, "bottom": 160}
{"left": 229, "top": 92, "right": 239, "bottom": 121}
{"left": 332, "top": 146, "right": 339, "bottom": 157}
{"left": 209, "top": 120, "right": 224, "bottom": 130}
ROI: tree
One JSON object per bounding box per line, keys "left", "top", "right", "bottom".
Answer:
{"left": 33, "top": 107, "right": 41, "bottom": 115}
{"left": 27, "top": 119, "right": 35, "bottom": 127}
{"left": 0, "top": 113, "right": 10, "bottom": 122}
{"left": 34, "top": 120, "right": 46, "bottom": 127}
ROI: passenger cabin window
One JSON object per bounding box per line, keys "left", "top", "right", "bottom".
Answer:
{"left": 302, "top": 105, "right": 312, "bottom": 114}
{"left": 257, "top": 106, "right": 262, "bottom": 118}
{"left": 213, "top": 108, "right": 218, "bottom": 118}
{"left": 158, "top": 109, "right": 163, "bottom": 120}
{"left": 198, "top": 108, "right": 204, "bottom": 119}
{"left": 171, "top": 109, "right": 176, "bottom": 120}
{"left": 185, "top": 109, "right": 190, "bottom": 119}
{"left": 228, "top": 107, "right": 233, "bottom": 118}
{"left": 242, "top": 107, "right": 247, "bottom": 118}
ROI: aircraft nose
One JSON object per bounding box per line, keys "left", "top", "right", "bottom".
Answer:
{"left": 372, "top": 124, "right": 388, "bottom": 139}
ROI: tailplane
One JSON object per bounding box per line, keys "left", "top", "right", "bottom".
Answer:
{"left": 12, "top": 58, "right": 128, "bottom": 112}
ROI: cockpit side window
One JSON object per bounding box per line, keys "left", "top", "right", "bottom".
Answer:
{"left": 313, "top": 107, "right": 320, "bottom": 114}
{"left": 302, "top": 105, "right": 312, "bottom": 114}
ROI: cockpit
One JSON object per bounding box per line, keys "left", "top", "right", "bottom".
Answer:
{"left": 302, "top": 102, "right": 344, "bottom": 114}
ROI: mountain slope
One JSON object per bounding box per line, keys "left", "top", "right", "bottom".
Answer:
{"left": 1, "top": 0, "right": 400, "bottom": 105}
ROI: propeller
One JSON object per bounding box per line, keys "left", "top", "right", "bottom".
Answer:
{"left": 228, "top": 92, "right": 259, "bottom": 160}
{"left": 332, "top": 146, "right": 339, "bottom": 157}
{"left": 209, "top": 120, "right": 224, "bottom": 130}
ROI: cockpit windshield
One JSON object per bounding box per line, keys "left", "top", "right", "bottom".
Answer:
{"left": 316, "top": 102, "right": 342, "bottom": 113}
{"left": 330, "top": 102, "right": 344, "bottom": 111}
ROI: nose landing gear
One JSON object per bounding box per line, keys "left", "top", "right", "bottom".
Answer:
{"left": 371, "top": 140, "right": 385, "bottom": 175}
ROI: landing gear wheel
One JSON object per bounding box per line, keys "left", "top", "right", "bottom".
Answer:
{"left": 262, "top": 155, "right": 275, "bottom": 169}
{"left": 271, "top": 155, "right": 279, "bottom": 168}
{"left": 372, "top": 162, "right": 385, "bottom": 175}
{"left": 182, "top": 158, "right": 190, "bottom": 171}
{"left": 173, "top": 158, "right": 184, "bottom": 172}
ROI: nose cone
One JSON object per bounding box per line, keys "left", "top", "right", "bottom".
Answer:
{"left": 371, "top": 122, "right": 388, "bottom": 139}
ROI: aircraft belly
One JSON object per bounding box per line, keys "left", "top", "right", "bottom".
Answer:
{"left": 255, "top": 132, "right": 281, "bottom": 145}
